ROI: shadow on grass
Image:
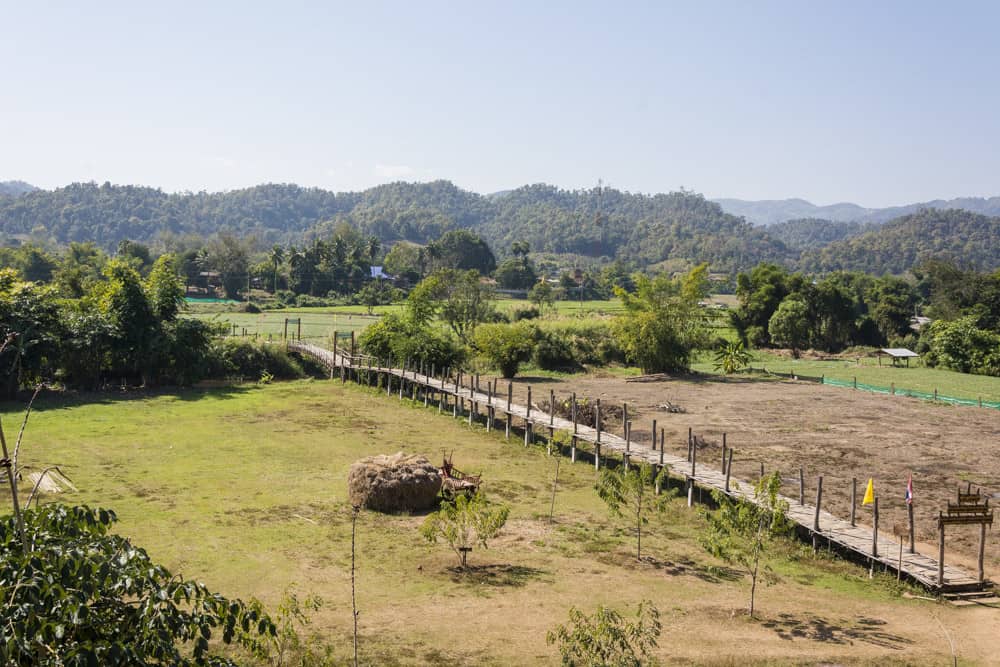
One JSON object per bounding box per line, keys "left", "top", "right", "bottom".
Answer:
{"left": 638, "top": 554, "right": 743, "bottom": 584}
{"left": 9, "top": 383, "right": 259, "bottom": 413}
{"left": 760, "top": 613, "right": 913, "bottom": 650}
{"left": 447, "top": 563, "right": 548, "bottom": 588}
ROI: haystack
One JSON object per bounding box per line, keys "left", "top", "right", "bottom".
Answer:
{"left": 347, "top": 452, "right": 442, "bottom": 512}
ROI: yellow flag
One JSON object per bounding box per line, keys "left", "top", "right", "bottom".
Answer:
{"left": 862, "top": 478, "right": 875, "bottom": 505}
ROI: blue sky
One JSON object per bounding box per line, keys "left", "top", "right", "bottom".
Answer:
{"left": 2, "top": 1, "right": 998, "bottom": 205}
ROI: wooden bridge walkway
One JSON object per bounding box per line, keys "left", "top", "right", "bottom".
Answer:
{"left": 289, "top": 340, "right": 986, "bottom": 593}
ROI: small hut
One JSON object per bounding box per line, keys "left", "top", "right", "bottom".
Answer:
{"left": 876, "top": 348, "right": 920, "bottom": 367}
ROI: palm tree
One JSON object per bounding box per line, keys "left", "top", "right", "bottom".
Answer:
{"left": 268, "top": 244, "right": 285, "bottom": 293}
{"left": 367, "top": 236, "right": 381, "bottom": 266}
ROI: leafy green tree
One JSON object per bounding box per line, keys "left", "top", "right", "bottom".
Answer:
{"left": 434, "top": 269, "right": 497, "bottom": 343}
{"left": 420, "top": 492, "right": 509, "bottom": 569}
{"left": 923, "top": 315, "right": 1000, "bottom": 375}
{"left": 732, "top": 263, "right": 792, "bottom": 347}
{"left": 714, "top": 340, "right": 752, "bottom": 374}
{"left": 768, "top": 297, "right": 811, "bottom": 358}
{"left": 427, "top": 229, "right": 496, "bottom": 274}
{"left": 595, "top": 463, "right": 670, "bottom": 561}
{"left": 0, "top": 504, "right": 275, "bottom": 665}
{"left": 382, "top": 242, "right": 426, "bottom": 284}
{"left": 528, "top": 280, "right": 556, "bottom": 310}
{"left": 612, "top": 264, "right": 710, "bottom": 373}
{"left": 115, "top": 239, "right": 152, "bottom": 270}
{"left": 208, "top": 234, "right": 251, "bottom": 299}
{"left": 472, "top": 323, "right": 536, "bottom": 378}
{"left": 355, "top": 280, "right": 397, "bottom": 315}
{"left": 96, "top": 259, "right": 158, "bottom": 383}
{"left": 702, "top": 472, "right": 791, "bottom": 617}
{"left": 0, "top": 268, "right": 63, "bottom": 398}
{"left": 494, "top": 256, "right": 537, "bottom": 289}
{"left": 145, "top": 254, "right": 186, "bottom": 322}
{"left": 546, "top": 600, "right": 661, "bottom": 667}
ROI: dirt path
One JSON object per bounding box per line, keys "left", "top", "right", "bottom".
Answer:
{"left": 507, "top": 373, "right": 1000, "bottom": 578}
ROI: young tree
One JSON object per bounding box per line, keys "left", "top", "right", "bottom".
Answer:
{"left": 420, "top": 492, "right": 509, "bottom": 569}
{"left": 595, "top": 463, "right": 671, "bottom": 561}
{"left": 702, "top": 472, "right": 791, "bottom": 617}
{"left": 268, "top": 244, "right": 285, "bottom": 293}
{"left": 546, "top": 600, "right": 661, "bottom": 667}
{"left": 528, "top": 280, "right": 555, "bottom": 311}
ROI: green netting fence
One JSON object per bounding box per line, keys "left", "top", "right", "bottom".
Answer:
{"left": 820, "top": 376, "right": 1000, "bottom": 409}
{"left": 750, "top": 366, "right": 1000, "bottom": 410}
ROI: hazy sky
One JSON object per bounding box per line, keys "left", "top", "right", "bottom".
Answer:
{"left": 2, "top": 1, "right": 998, "bottom": 206}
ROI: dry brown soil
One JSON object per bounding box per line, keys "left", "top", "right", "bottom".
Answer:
{"left": 509, "top": 373, "right": 1000, "bottom": 578}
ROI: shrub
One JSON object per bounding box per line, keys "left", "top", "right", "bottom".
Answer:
{"left": 511, "top": 305, "right": 540, "bottom": 321}
{"left": 210, "top": 339, "right": 305, "bottom": 380}
{"left": 472, "top": 322, "right": 536, "bottom": 378}
{"left": 533, "top": 330, "right": 579, "bottom": 371}
{"left": 358, "top": 313, "right": 465, "bottom": 370}
{"left": 243, "top": 302, "right": 262, "bottom": 314}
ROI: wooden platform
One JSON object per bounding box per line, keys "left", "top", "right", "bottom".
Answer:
{"left": 289, "top": 341, "right": 988, "bottom": 593}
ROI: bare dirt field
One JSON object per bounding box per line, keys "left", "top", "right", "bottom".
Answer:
{"left": 511, "top": 373, "right": 1000, "bottom": 578}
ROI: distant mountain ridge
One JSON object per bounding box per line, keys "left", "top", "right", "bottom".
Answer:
{"left": 714, "top": 195, "right": 1000, "bottom": 225}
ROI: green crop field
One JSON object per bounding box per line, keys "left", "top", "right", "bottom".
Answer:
{"left": 6, "top": 379, "right": 989, "bottom": 665}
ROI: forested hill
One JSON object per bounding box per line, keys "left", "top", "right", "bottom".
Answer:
{"left": 798, "top": 209, "right": 1000, "bottom": 274}
{"left": 479, "top": 184, "right": 791, "bottom": 270}
{"left": 0, "top": 181, "right": 37, "bottom": 197}
{"left": 767, "top": 218, "right": 880, "bottom": 251}
{"left": 0, "top": 180, "right": 792, "bottom": 272}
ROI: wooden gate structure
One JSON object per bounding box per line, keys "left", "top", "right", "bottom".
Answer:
{"left": 287, "top": 339, "right": 993, "bottom": 594}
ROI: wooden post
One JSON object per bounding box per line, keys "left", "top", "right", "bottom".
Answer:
{"left": 799, "top": 467, "right": 805, "bottom": 505}
{"left": 350, "top": 330, "right": 355, "bottom": 357}
{"left": 813, "top": 476, "right": 823, "bottom": 532}
{"left": 850, "top": 478, "right": 857, "bottom": 526}
{"left": 571, "top": 393, "right": 578, "bottom": 434}
{"left": 594, "top": 442, "right": 601, "bottom": 471}
{"left": 595, "top": 399, "right": 602, "bottom": 443}
{"left": 907, "top": 501, "right": 915, "bottom": 554}
{"left": 333, "top": 331, "right": 338, "bottom": 360}
{"left": 550, "top": 390, "right": 556, "bottom": 427}
{"left": 284, "top": 319, "right": 289, "bottom": 340}
{"left": 453, "top": 372, "right": 459, "bottom": 417}
{"left": 486, "top": 380, "right": 494, "bottom": 432}
{"left": 524, "top": 387, "right": 532, "bottom": 447}
{"left": 570, "top": 435, "right": 577, "bottom": 462}
{"left": 298, "top": 319, "right": 302, "bottom": 341}
{"left": 938, "top": 515, "right": 945, "bottom": 586}
{"left": 872, "top": 496, "right": 879, "bottom": 558}
{"left": 505, "top": 382, "right": 512, "bottom": 439}
{"left": 690, "top": 434, "right": 696, "bottom": 477}
{"left": 853, "top": 376, "right": 857, "bottom": 389}
{"left": 759, "top": 462, "right": 764, "bottom": 480}
{"left": 724, "top": 448, "right": 733, "bottom": 492}
{"left": 652, "top": 419, "right": 658, "bottom": 452}
{"left": 891, "top": 382, "right": 895, "bottom": 396}
{"left": 898, "top": 535, "right": 903, "bottom": 581}
{"left": 624, "top": 421, "right": 631, "bottom": 470}
{"left": 659, "top": 428, "right": 665, "bottom": 466}
{"left": 687, "top": 427, "right": 692, "bottom": 461}
{"left": 979, "top": 520, "right": 987, "bottom": 583}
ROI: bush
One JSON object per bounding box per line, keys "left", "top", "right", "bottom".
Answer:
{"left": 359, "top": 313, "right": 465, "bottom": 370}
{"left": 533, "top": 330, "right": 579, "bottom": 371}
{"left": 511, "top": 305, "right": 540, "bottom": 321}
{"left": 243, "top": 302, "right": 262, "bottom": 314}
{"left": 209, "top": 339, "right": 305, "bottom": 380}
{"left": 472, "top": 322, "right": 537, "bottom": 378}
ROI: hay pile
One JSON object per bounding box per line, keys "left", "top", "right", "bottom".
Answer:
{"left": 347, "top": 452, "right": 442, "bottom": 512}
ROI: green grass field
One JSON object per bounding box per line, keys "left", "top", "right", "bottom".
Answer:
{"left": 6, "top": 379, "right": 991, "bottom": 664}
{"left": 691, "top": 351, "right": 1000, "bottom": 404}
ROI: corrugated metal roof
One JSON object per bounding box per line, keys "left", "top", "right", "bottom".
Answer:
{"left": 879, "top": 348, "right": 920, "bottom": 357}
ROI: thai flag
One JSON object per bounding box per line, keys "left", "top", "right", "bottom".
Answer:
{"left": 905, "top": 474, "right": 913, "bottom": 505}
